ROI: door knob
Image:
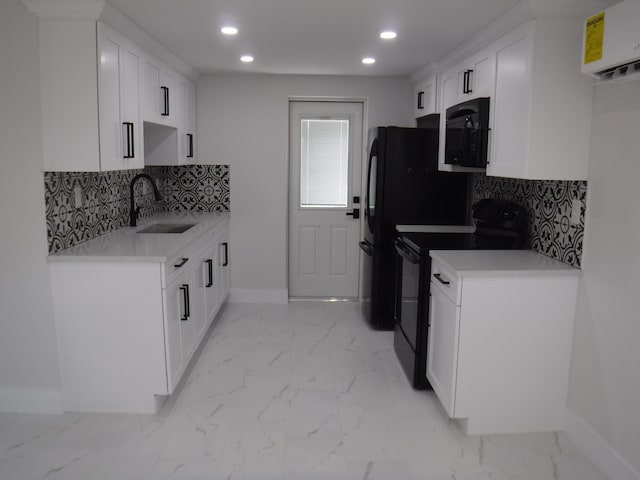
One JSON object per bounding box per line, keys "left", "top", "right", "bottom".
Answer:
{"left": 346, "top": 208, "right": 360, "bottom": 219}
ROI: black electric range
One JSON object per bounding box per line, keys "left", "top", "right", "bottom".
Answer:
{"left": 393, "top": 198, "right": 527, "bottom": 389}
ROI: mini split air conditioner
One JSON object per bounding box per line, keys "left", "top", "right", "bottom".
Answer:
{"left": 582, "top": 0, "right": 640, "bottom": 83}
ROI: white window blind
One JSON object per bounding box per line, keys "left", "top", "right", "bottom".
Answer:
{"left": 300, "top": 119, "right": 349, "bottom": 208}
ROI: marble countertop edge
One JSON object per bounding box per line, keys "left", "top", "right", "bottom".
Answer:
{"left": 47, "top": 212, "right": 229, "bottom": 263}
{"left": 429, "top": 249, "right": 582, "bottom": 278}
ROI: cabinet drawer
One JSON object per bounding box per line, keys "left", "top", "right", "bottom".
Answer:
{"left": 430, "top": 260, "right": 461, "bottom": 305}
{"left": 162, "top": 231, "right": 216, "bottom": 287}
{"left": 164, "top": 253, "right": 194, "bottom": 287}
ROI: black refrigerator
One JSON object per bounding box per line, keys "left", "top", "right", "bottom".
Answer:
{"left": 360, "top": 115, "right": 470, "bottom": 330}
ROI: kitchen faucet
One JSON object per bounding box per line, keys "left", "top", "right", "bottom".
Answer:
{"left": 129, "top": 173, "right": 162, "bottom": 227}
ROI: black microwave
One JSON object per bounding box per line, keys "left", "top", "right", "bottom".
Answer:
{"left": 444, "top": 97, "right": 490, "bottom": 168}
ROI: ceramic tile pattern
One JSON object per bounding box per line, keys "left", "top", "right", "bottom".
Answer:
{"left": 44, "top": 165, "right": 230, "bottom": 254}
{"left": 472, "top": 174, "right": 587, "bottom": 267}
{"left": 0, "top": 302, "right": 607, "bottom": 480}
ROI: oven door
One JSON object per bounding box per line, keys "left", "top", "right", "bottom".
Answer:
{"left": 394, "top": 239, "right": 421, "bottom": 351}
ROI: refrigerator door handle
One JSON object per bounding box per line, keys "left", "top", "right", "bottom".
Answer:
{"left": 359, "top": 240, "right": 374, "bottom": 256}
{"left": 365, "top": 138, "right": 377, "bottom": 224}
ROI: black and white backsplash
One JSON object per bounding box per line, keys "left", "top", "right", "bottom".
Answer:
{"left": 146, "top": 165, "right": 230, "bottom": 212}
{"left": 45, "top": 165, "right": 230, "bottom": 254}
{"left": 472, "top": 174, "right": 586, "bottom": 267}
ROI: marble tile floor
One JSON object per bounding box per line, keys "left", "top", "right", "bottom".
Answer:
{"left": 0, "top": 302, "right": 607, "bottom": 480}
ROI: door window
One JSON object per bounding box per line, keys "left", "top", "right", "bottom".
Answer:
{"left": 299, "top": 119, "right": 350, "bottom": 208}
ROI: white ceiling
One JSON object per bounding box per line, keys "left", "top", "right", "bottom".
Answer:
{"left": 106, "top": 0, "right": 523, "bottom": 76}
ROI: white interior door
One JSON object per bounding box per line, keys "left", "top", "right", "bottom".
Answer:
{"left": 288, "top": 101, "right": 363, "bottom": 298}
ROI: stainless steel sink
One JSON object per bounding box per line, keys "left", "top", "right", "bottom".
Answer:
{"left": 137, "top": 223, "right": 196, "bottom": 234}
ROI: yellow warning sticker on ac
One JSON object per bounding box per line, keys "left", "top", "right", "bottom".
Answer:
{"left": 584, "top": 12, "right": 605, "bottom": 64}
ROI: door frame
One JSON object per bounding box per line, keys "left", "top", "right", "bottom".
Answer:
{"left": 286, "top": 96, "right": 369, "bottom": 300}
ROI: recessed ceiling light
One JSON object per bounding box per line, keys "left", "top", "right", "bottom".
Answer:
{"left": 380, "top": 31, "right": 397, "bottom": 39}
{"left": 221, "top": 26, "right": 238, "bottom": 35}
{"left": 362, "top": 57, "right": 376, "bottom": 65}
{"left": 240, "top": 55, "right": 254, "bottom": 63}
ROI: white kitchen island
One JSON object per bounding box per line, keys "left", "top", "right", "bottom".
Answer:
{"left": 427, "top": 250, "right": 580, "bottom": 435}
{"left": 48, "top": 213, "right": 229, "bottom": 414}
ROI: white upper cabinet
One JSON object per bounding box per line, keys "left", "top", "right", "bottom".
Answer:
{"left": 434, "top": 15, "right": 593, "bottom": 180}
{"left": 142, "top": 58, "right": 179, "bottom": 128}
{"left": 437, "top": 46, "right": 495, "bottom": 173}
{"left": 488, "top": 18, "right": 593, "bottom": 180}
{"left": 179, "top": 78, "right": 197, "bottom": 164}
{"left": 441, "top": 48, "right": 496, "bottom": 112}
{"left": 144, "top": 75, "right": 197, "bottom": 167}
{"left": 412, "top": 75, "right": 437, "bottom": 118}
{"left": 33, "top": 8, "right": 196, "bottom": 171}
{"left": 98, "top": 23, "right": 144, "bottom": 171}
{"left": 37, "top": 19, "right": 144, "bottom": 171}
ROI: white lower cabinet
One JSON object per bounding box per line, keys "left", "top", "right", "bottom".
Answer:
{"left": 426, "top": 252, "right": 580, "bottom": 435}
{"left": 218, "top": 235, "right": 231, "bottom": 303}
{"left": 426, "top": 283, "right": 460, "bottom": 417}
{"left": 201, "top": 242, "right": 220, "bottom": 331}
{"left": 50, "top": 225, "right": 230, "bottom": 414}
{"left": 163, "top": 263, "right": 199, "bottom": 393}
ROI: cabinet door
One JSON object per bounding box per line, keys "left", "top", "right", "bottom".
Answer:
{"left": 191, "top": 259, "right": 207, "bottom": 344}
{"left": 187, "top": 81, "right": 197, "bottom": 161}
{"left": 467, "top": 49, "right": 496, "bottom": 99}
{"left": 201, "top": 244, "right": 219, "bottom": 334}
{"left": 178, "top": 79, "right": 197, "bottom": 164}
{"left": 440, "top": 69, "right": 459, "bottom": 111}
{"left": 180, "top": 272, "right": 197, "bottom": 363}
{"left": 97, "top": 25, "right": 124, "bottom": 171}
{"left": 427, "top": 283, "right": 461, "bottom": 417}
{"left": 437, "top": 70, "right": 458, "bottom": 170}
{"left": 159, "top": 69, "right": 178, "bottom": 127}
{"left": 413, "top": 76, "right": 437, "bottom": 118}
{"left": 98, "top": 24, "right": 144, "bottom": 171}
{"left": 487, "top": 23, "right": 533, "bottom": 178}
{"left": 456, "top": 67, "right": 469, "bottom": 102}
{"left": 163, "top": 268, "right": 198, "bottom": 393}
{"left": 142, "top": 59, "right": 162, "bottom": 124}
{"left": 164, "top": 277, "right": 186, "bottom": 392}
{"left": 121, "top": 44, "right": 144, "bottom": 169}
{"left": 218, "top": 238, "right": 230, "bottom": 303}
{"left": 142, "top": 59, "right": 179, "bottom": 127}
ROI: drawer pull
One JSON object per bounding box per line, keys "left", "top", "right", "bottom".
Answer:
{"left": 434, "top": 273, "right": 451, "bottom": 285}
{"left": 205, "top": 259, "right": 213, "bottom": 287}
{"left": 179, "top": 284, "right": 190, "bottom": 321}
{"left": 174, "top": 257, "right": 189, "bottom": 268}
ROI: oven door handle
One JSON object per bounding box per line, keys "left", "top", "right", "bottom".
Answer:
{"left": 359, "top": 240, "right": 374, "bottom": 256}
{"left": 395, "top": 240, "right": 420, "bottom": 264}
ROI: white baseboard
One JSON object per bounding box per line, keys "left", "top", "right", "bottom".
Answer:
{"left": 564, "top": 407, "right": 640, "bottom": 480}
{"left": 0, "top": 388, "right": 63, "bottom": 414}
{"left": 228, "top": 288, "right": 288, "bottom": 304}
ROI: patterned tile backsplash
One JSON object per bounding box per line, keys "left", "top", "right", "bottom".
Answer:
{"left": 44, "top": 165, "right": 230, "bottom": 254}
{"left": 472, "top": 174, "right": 587, "bottom": 267}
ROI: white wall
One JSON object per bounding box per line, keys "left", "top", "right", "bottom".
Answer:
{"left": 0, "top": 0, "right": 61, "bottom": 411}
{"left": 197, "top": 74, "right": 412, "bottom": 301}
{"left": 567, "top": 80, "right": 640, "bottom": 478}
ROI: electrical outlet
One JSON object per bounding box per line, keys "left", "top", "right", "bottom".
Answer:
{"left": 74, "top": 185, "right": 82, "bottom": 209}
{"left": 571, "top": 199, "right": 581, "bottom": 225}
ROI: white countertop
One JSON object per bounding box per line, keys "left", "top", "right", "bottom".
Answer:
{"left": 48, "top": 213, "right": 229, "bottom": 263}
{"left": 429, "top": 250, "right": 581, "bottom": 277}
